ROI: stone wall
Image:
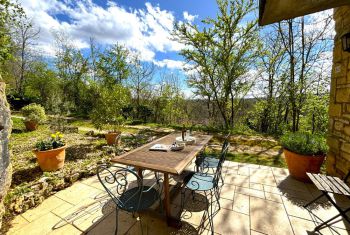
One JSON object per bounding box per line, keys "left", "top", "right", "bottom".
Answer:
{"left": 326, "top": 5, "right": 350, "bottom": 177}
{"left": 0, "top": 81, "right": 12, "bottom": 229}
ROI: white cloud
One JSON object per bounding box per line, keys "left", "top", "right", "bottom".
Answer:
{"left": 18, "top": 0, "right": 184, "bottom": 61}
{"left": 183, "top": 11, "right": 197, "bottom": 23}
{"left": 154, "top": 59, "right": 185, "bottom": 70}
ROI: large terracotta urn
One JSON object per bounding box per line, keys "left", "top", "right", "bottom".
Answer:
{"left": 284, "top": 149, "right": 325, "bottom": 182}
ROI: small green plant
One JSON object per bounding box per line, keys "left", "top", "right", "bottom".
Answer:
{"left": 21, "top": 103, "right": 47, "bottom": 123}
{"left": 280, "top": 132, "right": 328, "bottom": 156}
{"left": 35, "top": 132, "right": 65, "bottom": 151}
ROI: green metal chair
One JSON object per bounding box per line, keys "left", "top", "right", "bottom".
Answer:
{"left": 181, "top": 143, "right": 229, "bottom": 234}
{"left": 97, "top": 164, "right": 162, "bottom": 235}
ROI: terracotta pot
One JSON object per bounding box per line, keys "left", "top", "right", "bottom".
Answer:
{"left": 105, "top": 132, "right": 121, "bottom": 145}
{"left": 24, "top": 120, "right": 38, "bottom": 131}
{"left": 33, "top": 145, "right": 66, "bottom": 172}
{"left": 283, "top": 148, "right": 325, "bottom": 182}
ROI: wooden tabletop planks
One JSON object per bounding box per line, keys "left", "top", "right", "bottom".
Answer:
{"left": 111, "top": 133, "right": 212, "bottom": 175}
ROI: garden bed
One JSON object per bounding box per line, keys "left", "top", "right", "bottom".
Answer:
{"left": 1, "top": 117, "right": 168, "bottom": 233}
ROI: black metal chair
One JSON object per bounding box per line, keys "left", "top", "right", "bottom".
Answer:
{"left": 97, "top": 164, "right": 162, "bottom": 235}
{"left": 181, "top": 143, "right": 230, "bottom": 234}
{"left": 304, "top": 171, "right": 350, "bottom": 232}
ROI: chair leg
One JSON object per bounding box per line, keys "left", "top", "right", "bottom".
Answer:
{"left": 309, "top": 192, "right": 350, "bottom": 232}
{"left": 180, "top": 188, "right": 186, "bottom": 213}
{"left": 214, "top": 188, "right": 220, "bottom": 212}
{"left": 208, "top": 190, "right": 215, "bottom": 235}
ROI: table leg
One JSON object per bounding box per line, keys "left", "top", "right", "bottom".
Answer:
{"left": 137, "top": 168, "right": 143, "bottom": 179}
{"left": 163, "top": 173, "right": 181, "bottom": 228}
{"left": 163, "top": 173, "right": 170, "bottom": 217}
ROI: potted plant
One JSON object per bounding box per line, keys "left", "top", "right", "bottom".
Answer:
{"left": 90, "top": 84, "right": 130, "bottom": 145}
{"left": 21, "top": 103, "right": 47, "bottom": 131}
{"left": 280, "top": 132, "right": 329, "bottom": 182}
{"left": 33, "top": 132, "right": 66, "bottom": 172}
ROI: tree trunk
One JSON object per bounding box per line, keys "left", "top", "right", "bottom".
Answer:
{"left": 0, "top": 80, "right": 12, "bottom": 229}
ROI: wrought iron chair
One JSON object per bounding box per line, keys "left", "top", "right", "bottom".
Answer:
{"left": 196, "top": 134, "right": 230, "bottom": 184}
{"left": 304, "top": 170, "right": 350, "bottom": 232}
{"left": 97, "top": 164, "right": 162, "bottom": 235}
{"left": 181, "top": 143, "right": 229, "bottom": 234}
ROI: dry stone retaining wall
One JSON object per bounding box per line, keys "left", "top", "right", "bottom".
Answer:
{"left": 0, "top": 81, "right": 12, "bottom": 229}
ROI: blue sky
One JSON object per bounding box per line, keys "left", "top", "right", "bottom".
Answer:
{"left": 17, "top": 0, "right": 334, "bottom": 97}
{"left": 16, "top": 0, "right": 226, "bottom": 96}
{"left": 18, "top": 0, "right": 220, "bottom": 69}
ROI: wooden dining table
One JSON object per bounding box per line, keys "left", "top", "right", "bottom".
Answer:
{"left": 110, "top": 132, "right": 212, "bottom": 225}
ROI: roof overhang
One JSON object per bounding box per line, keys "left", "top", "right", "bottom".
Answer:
{"left": 259, "top": 0, "right": 350, "bottom": 26}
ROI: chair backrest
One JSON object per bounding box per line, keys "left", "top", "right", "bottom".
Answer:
{"left": 97, "top": 164, "right": 143, "bottom": 211}
{"left": 220, "top": 133, "right": 230, "bottom": 153}
{"left": 213, "top": 143, "right": 230, "bottom": 186}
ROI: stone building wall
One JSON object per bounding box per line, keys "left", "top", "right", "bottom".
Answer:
{"left": 326, "top": 5, "right": 350, "bottom": 177}
{"left": 0, "top": 81, "right": 12, "bottom": 229}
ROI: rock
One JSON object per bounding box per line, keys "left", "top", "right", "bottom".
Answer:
{"left": 0, "top": 81, "right": 12, "bottom": 229}
{"left": 30, "top": 184, "right": 41, "bottom": 191}
{"left": 23, "top": 192, "right": 34, "bottom": 200}
{"left": 123, "top": 147, "right": 131, "bottom": 152}
{"left": 69, "top": 172, "right": 80, "bottom": 183}
{"left": 38, "top": 177, "right": 50, "bottom": 183}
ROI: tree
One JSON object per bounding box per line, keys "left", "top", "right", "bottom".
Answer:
{"left": 24, "top": 61, "right": 61, "bottom": 111}
{"left": 54, "top": 31, "right": 89, "bottom": 114}
{"left": 97, "top": 44, "right": 130, "bottom": 88}
{"left": 173, "top": 0, "right": 260, "bottom": 129}
{"left": 90, "top": 83, "right": 131, "bottom": 131}
{"left": 11, "top": 17, "right": 40, "bottom": 96}
{"left": 128, "top": 54, "right": 155, "bottom": 119}
{"left": 0, "top": 0, "right": 24, "bottom": 64}
{"left": 277, "top": 14, "right": 333, "bottom": 132}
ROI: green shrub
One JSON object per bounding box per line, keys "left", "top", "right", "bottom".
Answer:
{"left": 21, "top": 103, "right": 47, "bottom": 123}
{"left": 280, "top": 132, "right": 328, "bottom": 156}
{"left": 35, "top": 132, "right": 65, "bottom": 151}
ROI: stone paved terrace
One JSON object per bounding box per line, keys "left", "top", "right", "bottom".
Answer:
{"left": 6, "top": 161, "right": 350, "bottom": 235}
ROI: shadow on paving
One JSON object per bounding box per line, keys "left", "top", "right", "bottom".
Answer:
{"left": 277, "top": 176, "right": 350, "bottom": 233}
{"left": 49, "top": 181, "right": 212, "bottom": 234}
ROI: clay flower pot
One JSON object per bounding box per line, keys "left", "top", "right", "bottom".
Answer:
{"left": 33, "top": 145, "right": 66, "bottom": 172}
{"left": 283, "top": 148, "right": 325, "bottom": 182}
{"left": 24, "top": 120, "right": 38, "bottom": 131}
{"left": 105, "top": 132, "right": 121, "bottom": 145}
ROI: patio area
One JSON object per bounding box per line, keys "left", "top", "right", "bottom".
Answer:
{"left": 6, "top": 161, "right": 350, "bottom": 235}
